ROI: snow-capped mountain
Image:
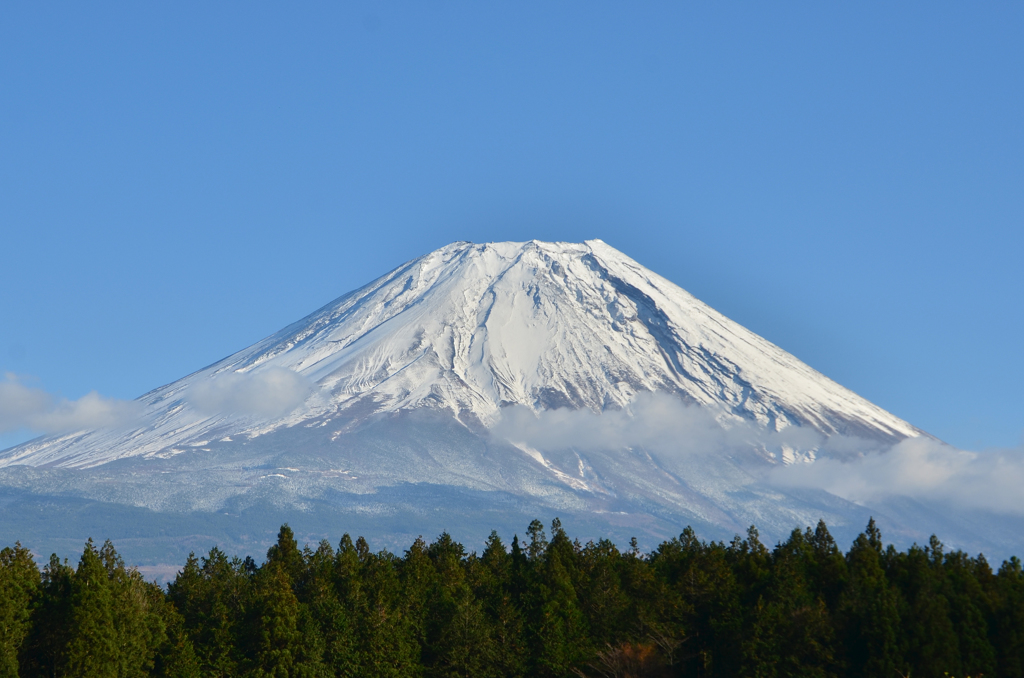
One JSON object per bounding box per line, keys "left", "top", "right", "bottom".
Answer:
{"left": 1, "top": 239, "right": 917, "bottom": 470}
{"left": 7, "top": 239, "right": 981, "bottom": 563}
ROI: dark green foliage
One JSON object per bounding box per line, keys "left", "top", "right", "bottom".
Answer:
{"left": 7, "top": 518, "right": 1024, "bottom": 677}
{"left": 346, "top": 537, "right": 419, "bottom": 678}
{"left": 300, "top": 540, "right": 358, "bottom": 677}
{"left": 888, "top": 538, "right": 962, "bottom": 678}
{"left": 165, "top": 547, "right": 247, "bottom": 676}
{"left": 17, "top": 539, "right": 167, "bottom": 678}
{"left": 531, "top": 518, "right": 590, "bottom": 677}
{"left": 992, "top": 557, "right": 1024, "bottom": 678}
{"left": 839, "top": 526, "right": 901, "bottom": 678}
{"left": 64, "top": 539, "right": 120, "bottom": 677}
{"left": 740, "top": 528, "right": 839, "bottom": 678}
{"left": 422, "top": 533, "right": 491, "bottom": 678}
{"left": 472, "top": 531, "right": 526, "bottom": 677}
{"left": 19, "top": 553, "right": 74, "bottom": 677}
{"left": 0, "top": 543, "right": 38, "bottom": 677}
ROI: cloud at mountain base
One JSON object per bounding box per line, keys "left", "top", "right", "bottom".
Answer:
{"left": 187, "top": 367, "right": 314, "bottom": 418}
{"left": 0, "top": 374, "right": 142, "bottom": 434}
{"left": 492, "top": 391, "right": 1024, "bottom": 516}
{"left": 771, "top": 436, "right": 1024, "bottom": 516}
{"left": 491, "top": 391, "right": 821, "bottom": 456}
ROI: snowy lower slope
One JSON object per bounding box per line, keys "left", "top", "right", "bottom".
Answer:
{"left": 1, "top": 239, "right": 918, "bottom": 470}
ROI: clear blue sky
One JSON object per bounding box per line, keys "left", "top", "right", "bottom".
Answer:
{"left": 1, "top": 2, "right": 1021, "bottom": 450}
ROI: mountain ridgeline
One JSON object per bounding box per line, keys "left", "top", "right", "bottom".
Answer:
{"left": 2, "top": 520, "right": 1023, "bottom": 678}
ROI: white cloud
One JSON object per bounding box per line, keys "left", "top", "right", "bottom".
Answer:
{"left": 771, "top": 436, "right": 1024, "bottom": 515}
{"left": 187, "top": 367, "right": 313, "bottom": 418}
{"left": 491, "top": 391, "right": 821, "bottom": 458}
{"left": 491, "top": 391, "right": 1024, "bottom": 516}
{"left": 0, "top": 374, "right": 142, "bottom": 434}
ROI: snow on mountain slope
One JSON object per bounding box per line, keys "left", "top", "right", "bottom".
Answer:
{"left": 0, "top": 239, "right": 920, "bottom": 470}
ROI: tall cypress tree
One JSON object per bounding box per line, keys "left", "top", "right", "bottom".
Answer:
{"left": 649, "top": 527, "right": 742, "bottom": 678}
{"left": 401, "top": 536, "right": 436, "bottom": 659}
{"left": 838, "top": 520, "right": 902, "bottom": 678}
{"left": 246, "top": 562, "right": 326, "bottom": 677}
{"left": 888, "top": 537, "right": 960, "bottom": 677}
{"left": 423, "top": 533, "right": 491, "bottom": 678}
{"left": 64, "top": 539, "right": 119, "bottom": 678}
{"left": 532, "top": 518, "right": 589, "bottom": 678}
{"left": 941, "top": 550, "right": 996, "bottom": 678}
{"left": 13, "top": 518, "right": 1024, "bottom": 678}
{"left": 19, "top": 553, "right": 74, "bottom": 677}
{"left": 576, "top": 539, "right": 629, "bottom": 649}
{"left": 152, "top": 600, "right": 202, "bottom": 678}
{"left": 617, "top": 536, "right": 669, "bottom": 652}
{"left": 357, "top": 542, "right": 419, "bottom": 678}
{"left": 748, "top": 528, "right": 838, "bottom": 678}
{"left": 300, "top": 540, "right": 359, "bottom": 678}
{"left": 333, "top": 534, "right": 369, "bottom": 674}
{"left": 526, "top": 520, "right": 548, "bottom": 562}
{"left": 992, "top": 556, "right": 1024, "bottom": 678}
{"left": 100, "top": 540, "right": 168, "bottom": 678}
{"left": 166, "top": 548, "right": 248, "bottom": 677}
{"left": 265, "top": 525, "right": 304, "bottom": 584}
{"left": 473, "top": 531, "right": 526, "bottom": 678}
{"left": 807, "top": 521, "right": 847, "bottom": 610}
{"left": 0, "top": 542, "right": 39, "bottom": 677}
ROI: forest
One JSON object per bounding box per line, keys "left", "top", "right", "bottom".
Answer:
{"left": 1, "top": 518, "right": 1023, "bottom": 678}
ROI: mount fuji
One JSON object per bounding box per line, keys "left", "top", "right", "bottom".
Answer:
{"left": 0, "top": 240, "right": 1013, "bottom": 562}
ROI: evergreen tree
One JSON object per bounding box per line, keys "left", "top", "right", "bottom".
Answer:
{"left": 101, "top": 540, "right": 168, "bottom": 678}
{"left": 265, "top": 525, "right": 304, "bottom": 585}
{"left": 400, "top": 536, "right": 436, "bottom": 659}
{"left": 649, "top": 527, "right": 740, "bottom": 678}
{"left": 357, "top": 541, "right": 419, "bottom": 678}
{"left": 300, "top": 540, "right": 359, "bottom": 677}
{"left": 509, "top": 533, "right": 531, "bottom": 611}
{"left": 577, "top": 539, "right": 629, "bottom": 649}
{"left": 11, "top": 519, "right": 1024, "bottom": 678}
{"left": 526, "top": 520, "right": 548, "bottom": 562}
{"left": 888, "top": 537, "right": 961, "bottom": 677}
{"left": 744, "top": 528, "right": 837, "bottom": 678}
{"left": 0, "top": 542, "right": 38, "bottom": 677}
{"left": 838, "top": 520, "right": 902, "bottom": 678}
{"left": 991, "top": 556, "right": 1024, "bottom": 678}
{"left": 332, "top": 534, "right": 369, "bottom": 674}
{"left": 152, "top": 601, "right": 202, "bottom": 678}
{"left": 807, "top": 521, "right": 847, "bottom": 610}
{"left": 729, "top": 526, "right": 772, "bottom": 607}
{"left": 64, "top": 539, "right": 119, "bottom": 678}
{"left": 472, "top": 531, "right": 526, "bottom": 678}
{"left": 19, "top": 553, "right": 74, "bottom": 678}
{"left": 619, "top": 536, "right": 679, "bottom": 667}
{"left": 423, "top": 533, "right": 491, "bottom": 678}
{"left": 246, "top": 562, "right": 327, "bottom": 677}
{"left": 941, "top": 550, "right": 996, "bottom": 678}
{"left": 166, "top": 548, "right": 248, "bottom": 676}
{"left": 532, "top": 518, "right": 590, "bottom": 678}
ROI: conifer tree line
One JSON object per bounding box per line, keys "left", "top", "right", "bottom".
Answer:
{"left": 2, "top": 518, "right": 1024, "bottom": 677}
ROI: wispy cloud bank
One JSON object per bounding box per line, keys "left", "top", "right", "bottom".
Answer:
{"left": 187, "top": 367, "right": 313, "bottom": 418}
{"left": 0, "top": 374, "right": 142, "bottom": 434}
{"left": 771, "top": 436, "right": 1024, "bottom": 515}
{"left": 491, "top": 392, "right": 821, "bottom": 457}
{"left": 491, "top": 391, "right": 1024, "bottom": 516}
